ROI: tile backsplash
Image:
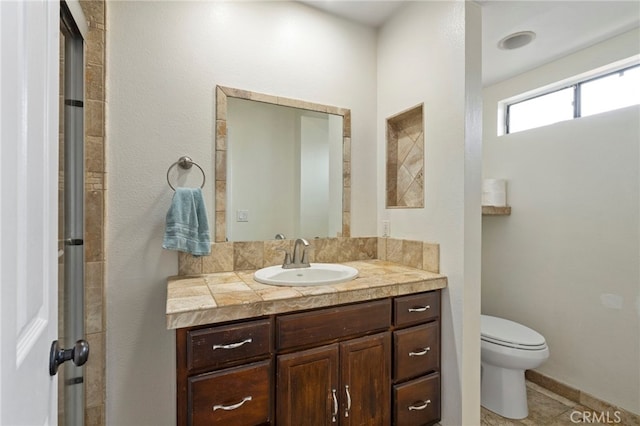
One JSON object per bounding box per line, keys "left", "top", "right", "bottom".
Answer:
{"left": 178, "top": 237, "right": 440, "bottom": 275}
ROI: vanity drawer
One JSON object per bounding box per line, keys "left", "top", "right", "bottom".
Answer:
{"left": 276, "top": 299, "right": 391, "bottom": 350}
{"left": 393, "top": 372, "right": 440, "bottom": 426}
{"left": 188, "top": 360, "right": 272, "bottom": 426}
{"left": 394, "top": 291, "right": 440, "bottom": 327}
{"left": 187, "top": 319, "right": 272, "bottom": 371}
{"left": 394, "top": 321, "right": 439, "bottom": 381}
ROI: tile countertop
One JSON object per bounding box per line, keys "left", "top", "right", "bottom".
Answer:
{"left": 166, "top": 259, "right": 448, "bottom": 330}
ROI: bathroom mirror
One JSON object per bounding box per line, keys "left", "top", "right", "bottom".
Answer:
{"left": 215, "top": 86, "right": 351, "bottom": 242}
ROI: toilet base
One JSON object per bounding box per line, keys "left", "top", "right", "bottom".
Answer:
{"left": 481, "top": 363, "right": 528, "bottom": 419}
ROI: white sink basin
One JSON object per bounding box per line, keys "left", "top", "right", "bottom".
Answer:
{"left": 254, "top": 263, "right": 358, "bottom": 286}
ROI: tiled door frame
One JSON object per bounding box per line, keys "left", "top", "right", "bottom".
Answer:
{"left": 81, "top": 1, "right": 106, "bottom": 424}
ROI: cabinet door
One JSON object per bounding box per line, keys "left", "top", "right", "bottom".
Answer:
{"left": 393, "top": 372, "right": 440, "bottom": 426}
{"left": 277, "top": 344, "right": 340, "bottom": 426}
{"left": 188, "top": 360, "right": 272, "bottom": 426}
{"left": 187, "top": 319, "right": 272, "bottom": 371}
{"left": 277, "top": 300, "right": 391, "bottom": 350}
{"left": 394, "top": 292, "right": 440, "bottom": 327}
{"left": 394, "top": 321, "right": 439, "bottom": 381}
{"left": 340, "top": 333, "right": 391, "bottom": 425}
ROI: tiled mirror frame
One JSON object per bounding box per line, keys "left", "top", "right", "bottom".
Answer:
{"left": 214, "top": 86, "right": 351, "bottom": 242}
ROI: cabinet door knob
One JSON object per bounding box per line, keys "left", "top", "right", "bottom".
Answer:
{"left": 212, "top": 396, "right": 252, "bottom": 411}
{"left": 408, "top": 399, "right": 431, "bottom": 411}
{"left": 409, "top": 347, "right": 431, "bottom": 356}
{"left": 212, "top": 338, "right": 252, "bottom": 350}
{"left": 344, "top": 385, "right": 352, "bottom": 417}
{"left": 331, "top": 389, "right": 338, "bottom": 422}
{"left": 408, "top": 305, "right": 430, "bottom": 312}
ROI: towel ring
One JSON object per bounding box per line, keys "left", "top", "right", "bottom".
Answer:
{"left": 166, "top": 156, "right": 206, "bottom": 191}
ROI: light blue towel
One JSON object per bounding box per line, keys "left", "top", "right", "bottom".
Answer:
{"left": 162, "top": 187, "right": 211, "bottom": 256}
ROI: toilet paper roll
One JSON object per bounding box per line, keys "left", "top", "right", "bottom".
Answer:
{"left": 482, "top": 191, "right": 506, "bottom": 206}
{"left": 482, "top": 179, "right": 506, "bottom": 193}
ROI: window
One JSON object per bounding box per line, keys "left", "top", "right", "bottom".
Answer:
{"left": 505, "top": 64, "right": 640, "bottom": 134}
{"left": 581, "top": 65, "right": 640, "bottom": 117}
{"left": 507, "top": 87, "right": 574, "bottom": 133}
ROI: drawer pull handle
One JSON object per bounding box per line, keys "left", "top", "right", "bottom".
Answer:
{"left": 408, "top": 305, "right": 430, "bottom": 312}
{"left": 344, "top": 385, "right": 351, "bottom": 418}
{"left": 331, "top": 389, "right": 338, "bottom": 423}
{"left": 212, "top": 338, "right": 252, "bottom": 350}
{"left": 408, "top": 400, "right": 431, "bottom": 411}
{"left": 212, "top": 396, "right": 252, "bottom": 411}
{"left": 409, "top": 347, "right": 431, "bottom": 356}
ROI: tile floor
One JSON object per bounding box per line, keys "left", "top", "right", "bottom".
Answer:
{"left": 481, "top": 381, "right": 634, "bottom": 426}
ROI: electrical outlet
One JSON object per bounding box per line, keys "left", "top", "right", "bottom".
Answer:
{"left": 237, "top": 210, "right": 249, "bottom": 222}
{"left": 382, "top": 220, "right": 390, "bottom": 238}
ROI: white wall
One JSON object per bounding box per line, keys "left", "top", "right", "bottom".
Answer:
{"left": 482, "top": 28, "right": 640, "bottom": 414}
{"left": 106, "top": 2, "right": 377, "bottom": 424}
{"left": 377, "top": 3, "right": 482, "bottom": 425}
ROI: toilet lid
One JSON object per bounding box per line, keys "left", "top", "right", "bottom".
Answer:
{"left": 481, "top": 315, "right": 547, "bottom": 349}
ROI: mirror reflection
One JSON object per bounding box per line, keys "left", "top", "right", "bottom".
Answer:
{"left": 215, "top": 86, "right": 351, "bottom": 243}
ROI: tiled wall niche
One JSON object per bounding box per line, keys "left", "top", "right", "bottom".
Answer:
{"left": 386, "top": 104, "right": 424, "bottom": 208}
{"left": 215, "top": 86, "right": 352, "bottom": 242}
{"left": 178, "top": 237, "right": 440, "bottom": 275}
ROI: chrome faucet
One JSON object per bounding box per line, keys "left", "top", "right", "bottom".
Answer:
{"left": 282, "top": 238, "right": 311, "bottom": 269}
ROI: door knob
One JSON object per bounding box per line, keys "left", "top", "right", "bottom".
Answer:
{"left": 49, "top": 339, "right": 90, "bottom": 376}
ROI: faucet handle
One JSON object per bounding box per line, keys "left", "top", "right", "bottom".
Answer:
{"left": 276, "top": 248, "right": 291, "bottom": 265}
{"left": 301, "top": 246, "right": 313, "bottom": 265}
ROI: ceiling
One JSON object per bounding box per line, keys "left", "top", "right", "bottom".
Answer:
{"left": 299, "top": 1, "right": 640, "bottom": 86}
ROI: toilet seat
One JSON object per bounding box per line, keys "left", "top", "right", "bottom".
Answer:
{"left": 481, "top": 315, "right": 547, "bottom": 351}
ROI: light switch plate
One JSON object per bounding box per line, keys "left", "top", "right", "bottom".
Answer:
{"left": 382, "top": 220, "right": 390, "bottom": 237}
{"left": 237, "top": 210, "right": 249, "bottom": 222}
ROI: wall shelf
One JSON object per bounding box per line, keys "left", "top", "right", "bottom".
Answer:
{"left": 482, "top": 206, "right": 511, "bottom": 216}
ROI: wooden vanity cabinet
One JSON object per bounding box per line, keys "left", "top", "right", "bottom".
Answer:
{"left": 276, "top": 299, "right": 392, "bottom": 425}
{"left": 176, "top": 319, "right": 274, "bottom": 426}
{"left": 392, "top": 291, "right": 441, "bottom": 426}
{"left": 339, "top": 332, "right": 392, "bottom": 425}
{"left": 276, "top": 344, "right": 339, "bottom": 425}
{"left": 188, "top": 360, "right": 272, "bottom": 425}
{"left": 277, "top": 332, "right": 391, "bottom": 425}
{"left": 393, "top": 373, "right": 440, "bottom": 426}
{"left": 176, "top": 290, "right": 441, "bottom": 426}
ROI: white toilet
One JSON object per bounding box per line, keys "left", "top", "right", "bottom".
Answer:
{"left": 480, "top": 315, "right": 549, "bottom": 419}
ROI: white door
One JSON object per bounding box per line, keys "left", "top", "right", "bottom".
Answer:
{"left": 0, "top": 0, "right": 60, "bottom": 424}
